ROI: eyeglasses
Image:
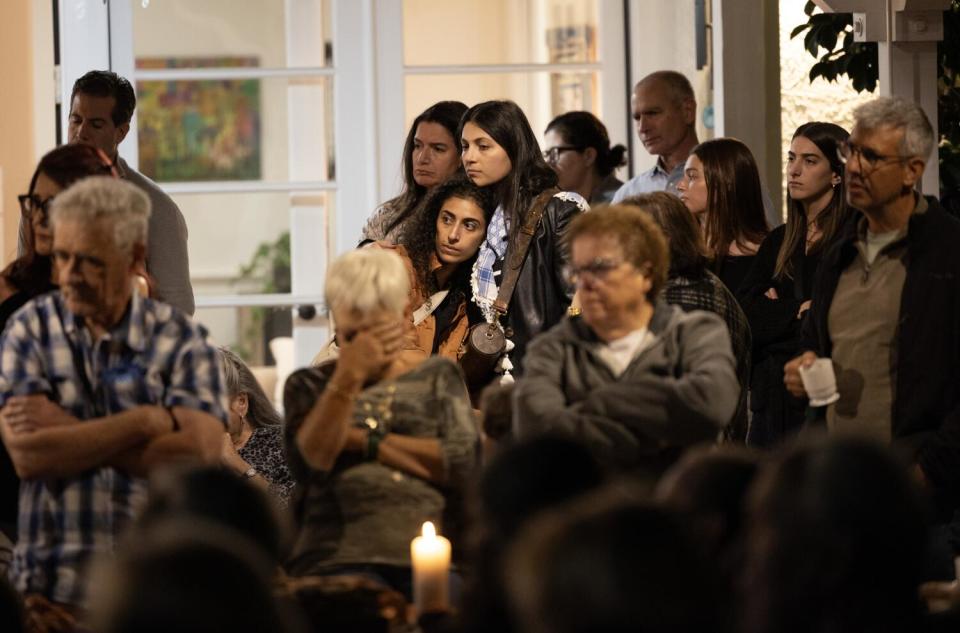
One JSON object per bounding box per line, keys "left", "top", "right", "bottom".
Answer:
{"left": 18, "top": 194, "right": 54, "bottom": 224}
{"left": 837, "top": 140, "right": 907, "bottom": 173}
{"left": 563, "top": 258, "right": 626, "bottom": 285}
{"left": 543, "top": 145, "right": 582, "bottom": 164}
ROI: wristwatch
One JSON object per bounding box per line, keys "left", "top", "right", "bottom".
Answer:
{"left": 242, "top": 467, "right": 257, "bottom": 479}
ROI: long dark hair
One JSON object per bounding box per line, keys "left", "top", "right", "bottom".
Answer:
{"left": 624, "top": 192, "right": 710, "bottom": 277}
{"left": 460, "top": 101, "right": 558, "bottom": 250}
{"left": 401, "top": 177, "right": 496, "bottom": 296}
{"left": 692, "top": 138, "right": 769, "bottom": 259}
{"left": 218, "top": 348, "right": 281, "bottom": 428}
{"left": 382, "top": 101, "right": 468, "bottom": 238}
{"left": 4, "top": 144, "right": 116, "bottom": 292}
{"left": 545, "top": 111, "right": 627, "bottom": 178}
{"left": 775, "top": 122, "right": 851, "bottom": 280}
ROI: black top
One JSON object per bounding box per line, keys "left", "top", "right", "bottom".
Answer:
{"left": 715, "top": 254, "right": 756, "bottom": 297}
{"left": 738, "top": 225, "right": 821, "bottom": 360}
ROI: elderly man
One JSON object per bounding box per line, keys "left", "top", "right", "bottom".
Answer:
{"left": 785, "top": 97, "right": 960, "bottom": 504}
{"left": 0, "top": 177, "right": 226, "bottom": 612}
{"left": 20, "top": 70, "right": 195, "bottom": 315}
{"left": 612, "top": 71, "right": 699, "bottom": 201}
{"left": 513, "top": 205, "right": 738, "bottom": 473}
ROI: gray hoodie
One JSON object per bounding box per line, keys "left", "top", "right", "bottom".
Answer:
{"left": 513, "top": 301, "right": 738, "bottom": 470}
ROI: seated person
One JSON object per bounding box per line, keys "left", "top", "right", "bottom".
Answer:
{"left": 513, "top": 205, "right": 738, "bottom": 474}
{"left": 218, "top": 348, "right": 295, "bottom": 506}
{"left": 283, "top": 249, "right": 478, "bottom": 598}
{"left": 0, "top": 177, "right": 225, "bottom": 616}
{"left": 625, "top": 191, "right": 752, "bottom": 441}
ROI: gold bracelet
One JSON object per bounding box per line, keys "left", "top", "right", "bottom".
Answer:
{"left": 567, "top": 306, "right": 582, "bottom": 316}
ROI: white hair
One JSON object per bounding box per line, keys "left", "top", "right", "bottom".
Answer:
{"left": 50, "top": 176, "right": 151, "bottom": 252}
{"left": 853, "top": 96, "right": 935, "bottom": 161}
{"left": 324, "top": 248, "right": 409, "bottom": 316}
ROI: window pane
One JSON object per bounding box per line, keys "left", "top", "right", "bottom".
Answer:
{"left": 134, "top": 76, "right": 334, "bottom": 183}
{"left": 195, "top": 305, "right": 294, "bottom": 371}
{"left": 405, "top": 71, "right": 602, "bottom": 141}
{"left": 131, "top": 0, "right": 331, "bottom": 68}
{"left": 176, "top": 191, "right": 332, "bottom": 298}
{"left": 403, "top": 0, "right": 598, "bottom": 66}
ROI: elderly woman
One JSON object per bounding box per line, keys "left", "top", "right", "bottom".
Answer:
{"left": 283, "top": 248, "right": 477, "bottom": 597}
{"left": 218, "top": 348, "right": 295, "bottom": 506}
{"left": 513, "top": 205, "right": 738, "bottom": 475}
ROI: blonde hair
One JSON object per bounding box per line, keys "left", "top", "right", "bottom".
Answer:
{"left": 50, "top": 176, "right": 150, "bottom": 252}
{"left": 324, "top": 249, "right": 409, "bottom": 315}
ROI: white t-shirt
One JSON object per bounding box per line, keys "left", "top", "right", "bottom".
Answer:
{"left": 595, "top": 328, "right": 652, "bottom": 377}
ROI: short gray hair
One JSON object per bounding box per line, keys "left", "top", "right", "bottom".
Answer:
{"left": 324, "top": 248, "right": 409, "bottom": 316}
{"left": 853, "top": 96, "right": 934, "bottom": 161}
{"left": 50, "top": 176, "right": 151, "bottom": 252}
{"left": 637, "top": 70, "right": 696, "bottom": 106}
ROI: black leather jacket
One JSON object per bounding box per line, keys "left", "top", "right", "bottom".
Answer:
{"left": 503, "top": 193, "right": 586, "bottom": 373}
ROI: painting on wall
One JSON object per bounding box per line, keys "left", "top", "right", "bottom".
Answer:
{"left": 135, "top": 56, "right": 261, "bottom": 182}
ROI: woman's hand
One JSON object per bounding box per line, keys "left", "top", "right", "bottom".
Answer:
{"left": 336, "top": 319, "right": 405, "bottom": 384}
{"left": 220, "top": 433, "right": 249, "bottom": 473}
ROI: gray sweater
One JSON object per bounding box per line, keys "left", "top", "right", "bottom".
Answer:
{"left": 513, "top": 302, "right": 738, "bottom": 470}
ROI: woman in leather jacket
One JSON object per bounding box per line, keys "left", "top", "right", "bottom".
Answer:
{"left": 460, "top": 100, "right": 588, "bottom": 376}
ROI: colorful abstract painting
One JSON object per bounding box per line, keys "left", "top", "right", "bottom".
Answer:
{"left": 135, "top": 57, "right": 261, "bottom": 182}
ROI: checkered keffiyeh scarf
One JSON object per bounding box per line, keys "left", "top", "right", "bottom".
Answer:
{"left": 472, "top": 204, "right": 509, "bottom": 321}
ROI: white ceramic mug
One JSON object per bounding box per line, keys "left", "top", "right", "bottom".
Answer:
{"left": 799, "top": 358, "right": 840, "bottom": 406}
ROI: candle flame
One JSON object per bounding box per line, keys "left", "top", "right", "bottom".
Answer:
{"left": 422, "top": 521, "right": 436, "bottom": 538}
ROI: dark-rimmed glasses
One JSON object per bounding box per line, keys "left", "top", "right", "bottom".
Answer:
{"left": 837, "top": 140, "right": 907, "bottom": 173}
{"left": 543, "top": 145, "right": 583, "bottom": 164}
{"left": 18, "top": 194, "right": 54, "bottom": 224}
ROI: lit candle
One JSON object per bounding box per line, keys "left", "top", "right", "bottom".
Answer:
{"left": 410, "top": 521, "right": 451, "bottom": 614}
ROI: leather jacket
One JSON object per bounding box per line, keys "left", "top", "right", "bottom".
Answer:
{"left": 503, "top": 192, "right": 587, "bottom": 373}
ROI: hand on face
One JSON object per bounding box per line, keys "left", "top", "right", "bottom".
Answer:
{"left": 336, "top": 316, "right": 406, "bottom": 383}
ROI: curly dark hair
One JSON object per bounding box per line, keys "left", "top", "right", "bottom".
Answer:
{"left": 400, "top": 177, "right": 496, "bottom": 298}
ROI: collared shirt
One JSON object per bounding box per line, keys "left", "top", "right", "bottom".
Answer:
{"left": 611, "top": 158, "right": 685, "bottom": 203}
{"left": 0, "top": 291, "right": 228, "bottom": 606}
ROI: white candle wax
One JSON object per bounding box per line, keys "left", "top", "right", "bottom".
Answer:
{"left": 411, "top": 521, "right": 451, "bottom": 614}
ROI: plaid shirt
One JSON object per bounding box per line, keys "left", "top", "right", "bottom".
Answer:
{"left": 0, "top": 291, "right": 228, "bottom": 606}
{"left": 664, "top": 270, "right": 752, "bottom": 441}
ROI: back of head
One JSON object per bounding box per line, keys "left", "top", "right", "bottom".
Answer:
{"left": 137, "top": 466, "right": 287, "bottom": 563}
{"left": 324, "top": 248, "right": 409, "bottom": 316}
{"left": 545, "top": 111, "right": 627, "bottom": 177}
{"left": 478, "top": 435, "right": 604, "bottom": 540}
{"left": 71, "top": 70, "right": 136, "bottom": 126}
{"left": 91, "top": 520, "right": 290, "bottom": 633}
{"left": 50, "top": 176, "right": 151, "bottom": 253}
{"left": 564, "top": 203, "right": 671, "bottom": 298}
{"left": 283, "top": 575, "right": 407, "bottom": 633}
{"left": 656, "top": 446, "right": 759, "bottom": 555}
{"left": 853, "top": 96, "right": 934, "bottom": 161}
{"left": 692, "top": 137, "right": 768, "bottom": 254}
{"left": 507, "top": 492, "right": 720, "bottom": 633}
{"left": 743, "top": 437, "right": 928, "bottom": 633}
{"left": 623, "top": 191, "right": 710, "bottom": 276}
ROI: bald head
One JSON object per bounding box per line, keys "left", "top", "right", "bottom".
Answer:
{"left": 631, "top": 71, "right": 698, "bottom": 168}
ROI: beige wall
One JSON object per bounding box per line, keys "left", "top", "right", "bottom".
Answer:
{"left": 0, "top": 0, "right": 36, "bottom": 265}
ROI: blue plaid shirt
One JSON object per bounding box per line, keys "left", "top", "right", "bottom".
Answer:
{"left": 472, "top": 204, "right": 510, "bottom": 321}
{"left": 0, "top": 291, "right": 228, "bottom": 606}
